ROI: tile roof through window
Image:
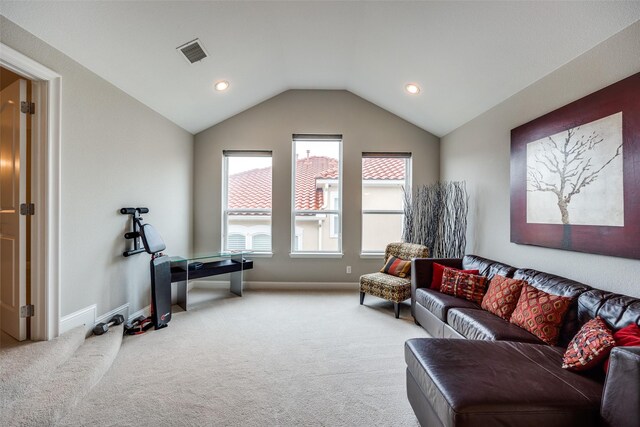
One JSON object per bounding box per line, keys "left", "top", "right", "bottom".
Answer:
{"left": 228, "top": 156, "right": 405, "bottom": 210}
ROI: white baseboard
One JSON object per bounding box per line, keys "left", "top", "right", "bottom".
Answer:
{"left": 247, "top": 281, "right": 359, "bottom": 291}
{"left": 192, "top": 280, "right": 358, "bottom": 291}
{"left": 59, "top": 304, "right": 96, "bottom": 337}
{"left": 96, "top": 303, "right": 130, "bottom": 325}
{"left": 128, "top": 305, "right": 151, "bottom": 322}
{"left": 60, "top": 303, "right": 132, "bottom": 337}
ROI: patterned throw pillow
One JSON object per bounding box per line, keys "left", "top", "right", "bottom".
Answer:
{"left": 439, "top": 268, "right": 488, "bottom": 304}
{"left": 380, "top": 256, "right": 412, "bottom": 278}
{"left": 481, "top": 275, "right": 527, "bottom": 321}
{"left": 562, "top": 317, "right": 615, "bottom": 371}
{"left": 510, "top": 284, "right": 573, "bottom": 346}
{"left": 430, "top": 263, "right": 480, "bottom": 290}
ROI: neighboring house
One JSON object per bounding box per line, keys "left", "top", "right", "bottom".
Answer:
{"left": 227, "top": 156, "right": 406, "bottom": 252}
{"left": 226, "top": 164, "right": 273, "bottom": 251}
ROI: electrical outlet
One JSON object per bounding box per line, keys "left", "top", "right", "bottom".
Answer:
{"left": 346, "top": 266, "right": 352, "bottom": 274}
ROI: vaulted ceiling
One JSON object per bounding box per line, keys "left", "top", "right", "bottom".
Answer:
{"left": 2, "top": 1, "right": 639, "bottom": 136}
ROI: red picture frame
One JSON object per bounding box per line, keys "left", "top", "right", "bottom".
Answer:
{"left": 511, "top": 72, "right": 640, "bottom": 260}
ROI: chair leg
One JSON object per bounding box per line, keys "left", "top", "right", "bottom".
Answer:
{"left": 360, "top": 292, "right": 365, "bottom": 305}
{"left": 394, "top": 302, "right": 400, "bottom": 319}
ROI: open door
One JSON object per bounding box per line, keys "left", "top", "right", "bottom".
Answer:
{"left": 0, "top": 79, "right": 27, "bottom": 341}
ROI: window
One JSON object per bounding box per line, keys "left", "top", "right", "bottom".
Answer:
{"left": 329, "top": 194, "right": 339, "bottom": 238}
{"left": 251, "top": 234, "right": 270, "bottom": 252}
{"left": 227, "top": 233, "right": 246, "bottom": 250}
{"left": 361, "top": 153, "right": 411, "bottom": 254}
{"left": 291, "top": 135, "right": 342, "bottom": 254}
{"left": 223, "top": 151, "right": 272, "bottom": 252}
{"left": 293, "top": 227, "right": 303, "bottom": 251}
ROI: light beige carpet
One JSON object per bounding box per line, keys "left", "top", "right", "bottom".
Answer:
{"left": 2, "top": 324, "right": 122, "bottom": 426}
{"left": 60, "top": 289, "right": 429, "bottom": 426}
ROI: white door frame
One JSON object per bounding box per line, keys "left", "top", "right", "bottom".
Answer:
{"left": 0, "top": 43, "right": 61, "bottom": 341}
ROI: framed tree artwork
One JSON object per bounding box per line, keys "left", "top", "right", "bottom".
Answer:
{"left": 511, "top": 72, "right": 640, "bottom": 260}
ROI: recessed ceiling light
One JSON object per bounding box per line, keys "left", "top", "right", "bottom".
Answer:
{"left": 405, "top": 83, "right": 420, "bottom": 95}
{"left": 214, "top": 81, "right": 229, "bottom": 91}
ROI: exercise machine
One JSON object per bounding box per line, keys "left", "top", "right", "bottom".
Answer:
{"left": 121, "top": 207, "right": 172, "bottom": 329}
{"left": 123, "top": 315, "right": 154, "bottom": 335}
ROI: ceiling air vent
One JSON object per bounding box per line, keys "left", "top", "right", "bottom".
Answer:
{"left": 176, "top": 39, "right": 208, "bottom": 64}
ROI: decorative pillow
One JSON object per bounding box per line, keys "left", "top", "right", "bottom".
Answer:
{"left": 481, "top": 275, "right": 527, "bottom": 321}
{"left": 509, "top": 284, "right": 573, "bottom": 346}
{"left": 380, "top": 256, "right": 412, "bottom": 278}
{"left": 604, "top": 323, "right": 640, "bottom": 373}
{"left": 431, "top": 263, "right": 479, "bottom": 290}
{"left": 562, "top": 317, "right": 615, "bottom": 371}
{"left": 439, "top": 268, "right": 488, "bottom": 304}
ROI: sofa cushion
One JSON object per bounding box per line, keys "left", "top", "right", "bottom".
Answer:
{"left": 414, "top": 288, "right": 480, "bottom": 321}
{"left": 462, "top": 255, "right": 516, "bottom": 280}
{"left": 481, "top": 274, "right": 526, "bottom": 321}
{"left": 405, "top": 338, "right": 603, "bottom": 427}
{"left": 577, "top": 289, "right": 640, "bottom": 330}
{"left": 514, "top": 268, "right": 591, "bottom": 346}
{"left": 510, "top": 284, "right": 573, "bottom": 346}
{"left": 562, "top": 317, "right": 615, "bottom": 371}
{"left": 440, "top": 269, "right": 488, "bottom": 304}
{"left": 600, "top": 347, "right": 640, "bottom": 427}
{"left": 447, "top": 308, "right": 543, "bottom": 343}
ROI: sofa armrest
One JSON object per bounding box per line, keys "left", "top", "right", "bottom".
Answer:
{"left": 411, "top": 258, "right": 463, "bottom": 317}
{"left": 600, "top": 346, "right": 640, "bottom": 427}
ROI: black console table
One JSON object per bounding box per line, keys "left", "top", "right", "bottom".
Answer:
{"left": 169, "top": 252, "right": 253, "bottom": 310}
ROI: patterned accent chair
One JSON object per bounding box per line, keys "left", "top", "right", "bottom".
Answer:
{"left": 359, "top": 242, "right": 430, "bottom": 318}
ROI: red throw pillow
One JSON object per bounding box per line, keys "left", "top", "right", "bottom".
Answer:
{"left": 439, "top": 268, "right": 488, "bottom": 304}
{"left": 604, "top": 323, "right": 640, "bottom": 373}
{"left": 509, "top": 284, "right": 573, "bottom": 346}
{"left": 380, "top": 256, "right": 412, "bottom": 278}
{"left": 431, "top": 263, "right": 479, "bottom": 290}
{"left": 481, "top": 275, "right": 527, "bottom": 321}
{"left": 562, "top": 317, "right": 615, "bottom": 371}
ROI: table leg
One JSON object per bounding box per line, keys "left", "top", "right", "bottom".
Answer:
{"left": 230, "top": 271, "right": 243, "bottom": 296}
{"left": 176, "top": 280, "right": 188, "bottom": 310}
{"left": 230, "top": 254, "right": 243, "bottom": 296}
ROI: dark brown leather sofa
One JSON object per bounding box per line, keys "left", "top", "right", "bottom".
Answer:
{"left": 405, "top": 255, "right": 640, "bottom": 427}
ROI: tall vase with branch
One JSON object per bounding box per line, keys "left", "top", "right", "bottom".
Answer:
{"left": 402, "top": 181, "right": 469, "bottom": 258}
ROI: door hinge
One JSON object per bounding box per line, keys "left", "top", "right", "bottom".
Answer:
{"left": 20, "top": 305, "right": 35, "bottom": 318}
{"left": 20, "top": 203, "right": 35, "bottom": 216}
{"left": 20, "top": 101, "right": 35, "bottom": 115}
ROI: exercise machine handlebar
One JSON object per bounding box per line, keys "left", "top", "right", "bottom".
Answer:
{"left": 123, "top": 248, "right": 145, "bottom": 257}
{"left": 120, "top": 207, "right": 148, "bottom": 215}
{"left": 121, "top": 207, "right": 150, "bottom": 257}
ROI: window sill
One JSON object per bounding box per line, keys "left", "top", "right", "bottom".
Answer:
{"left": 289, "top": 252, "right": 344, "bottom": 259}
{"left": 360, "top": 253, "right": 385, "bottom": 259}
{"left": 248, "top": 252, "right": 273, "bottom": 258}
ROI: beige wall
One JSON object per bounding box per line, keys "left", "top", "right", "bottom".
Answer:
{"left": 194, "top": 90, "right": 439, "bottom": 282}
{"left": 0, "top": 17, "right": 193, "bottom": 317}
{"left": 441, "top": 21, "right": 640, "bottom": 298}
